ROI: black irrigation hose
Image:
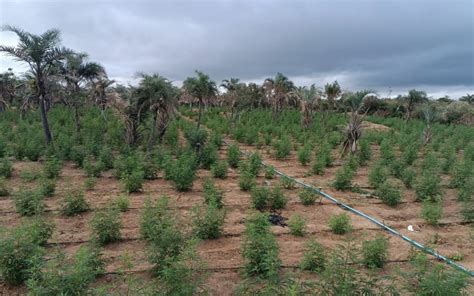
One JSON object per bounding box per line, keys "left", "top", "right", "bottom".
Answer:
{"left": 226, "top": 139, "right": 474, "bottom": 277}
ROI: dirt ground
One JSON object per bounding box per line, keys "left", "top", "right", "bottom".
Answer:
{"left": 1, "top": 133, "right": 473, "bottom": 295}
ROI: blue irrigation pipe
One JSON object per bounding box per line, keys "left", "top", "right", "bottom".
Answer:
{"left": 231, "top": 141, "right": 474, "bottom": 277}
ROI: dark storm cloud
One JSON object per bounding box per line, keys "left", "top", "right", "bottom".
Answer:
{"left": 1, "top": 0, "right": 473, "bottom": 97}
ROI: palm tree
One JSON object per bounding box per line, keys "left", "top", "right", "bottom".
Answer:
{"left": 404, "top": 89, "right": 428, "bottom": 121}
{"left": 0, "top": 26, "right": 72, "bottom": 144}
{"left": 264, "top": 73, "right": 294, "bottom": 119}
{"left": 324, "top": 81, "right": 342, "bottom": 111}
{"left": 92, "top": 76, "right": 115, "bottom": 114}
{"left": 183, "top": 71, "right": 217, "bottom": 129}
{"left": 290, "top": 84, "right": 321, "bottom": 129}
{"left": 61, "top": 52, "right": 105, "bottom": 131}
{"left": 460, "top": 94, "right": 474, "bottom": 104}
{"left": 133, "top": 74, "right": 177, "bottom": 152}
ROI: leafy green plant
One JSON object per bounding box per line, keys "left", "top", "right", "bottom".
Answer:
{"left": 211, "top": 160, "right": 228, "bottom": 179}
{"left": 43, "top": 156, "right": 62, "bottom": 179}
{"left": 362, "top": 236, "right": 388, "bottom": 268}
{"left": 299, "top": 188, "right": 317, "bottom": 205}
{"left": 401, "top": 167, "right": 416, "bottom": 188}
{"left": 239, "top": 170, "right": 256, "bottom": 191}
{"left": 329, "top": 213, "right": 352, "bottom": 234}
{"left": 332, "top": 166, "right": 353, "bottom": 190}
{"left": 242, "top": 212, "right": 280, "bottom": 279}
{"left": 300, "top": 239, "right": 326, "bottom": 273}
{"left": 401, "top": 144, "right": 418, "bottom": 165}
{"left": 376, "top": 181, "right": 401, "bottom": 206}
{"left": 199, "top": 143, "right": 218, "bottom": 169}
{"left": 203, "top": 178, "right": 224, "bottom": 208}
{"left": 288, "top": 214, "right": 306, "bottom": 236}
{"left": 0, "top": 157, "right": 12, "bottom": 178}
{"left": 121, "top": 169, "right": 144, "bottom": 193}
{"left": 421, "top": 201, "right": 442, "bottom": 225}
{"left": 192, "top": 203, "right": 225, "bottom": 239}
{"left": 269, "top": 186, "right": 287, "bottom": 209}
{"left": 273, "top": 135, "right": 292, "bottom": 159}
{"left": 83, "top": 155, "right": 105, "bottom": 177}
{"left": 227, "top": 144, "right": 240, "bottom": 168}
{"left": 380, "top": 139, "right": 395, "bottom": 164}
{"left": 250, "top": 186, "right": 270, "bottom": 211}
{"left": 14, "top": 189, "right": 45, "bottom": 216}
{"left": 185, "top": 128, "right": 207, "bottom": 151}
{"left": 171, "top": 151, "right": 197, "bottom": 191}
{"left": 280, "top": 175, "right": 296, "bottom": 189}
{"left": 264, "top": 166, "right": 275, "bottom": 179}
{"left": 0, "top": 178, "right": 9, "bottom": 196}
{"left": 248, "top": 153, "right": 262, "bottom": 176}
{"left": 60, "top": 189, "right": 89, "bottom": 216}
{"left": 39, "top": 178, "right": 56, "bottom": 197}
{"left": 297, "top": 146, "right": 311, "bottom": 166}
{"left": 91, "top": 208, "right": 122, "bottom": 245}
{"left": 368, "top": 163, "right": 387, "bottom": 189}
{"left": 98, "top": 146, "right": 114, "bottom": 170}
{"left": 84, "top": 177, "right": 97, "bottom": 190}
{"left": 415, "top": 172, "right": 442, "bottom": 201}
{"left": 115, "top": 194, "right": 130, "bottom": 212}
{"left": 20, "top": 168, "right": 41, "bottom": 182}
{"left": 357, "top": 140, "right": 371, "bottom": 166}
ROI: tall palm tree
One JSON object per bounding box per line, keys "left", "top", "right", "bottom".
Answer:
{"left": 324, "top": 80, "right": 342, "bottom": 111}
{"left": 183, "top": 71, "right": 217, "bottom": 129}
{"left": 290, "top": 84, "right": 321, "bottom": 129}
{"left": 404, "top": 89, "right": 428, "bottom": 121}
{"left": 61, "top": 52, "right": 105, "bottom": 131}
{"left": 0, "top": 26, "right": 73, "bottom": 144}
{"left": 92, "top": 76, "right": 115, "bottom": 114}
{"left": 133, "top": 74, "right": 177, "bottom": 152}
{"left": 264, "top": 73, "right": 294, "bottom": 119}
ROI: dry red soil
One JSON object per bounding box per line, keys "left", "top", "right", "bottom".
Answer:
{"left": 1, "top": 135, "right": 473, "bottom": 295}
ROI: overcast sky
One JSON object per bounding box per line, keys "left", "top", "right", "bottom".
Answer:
{"left": 1, "top": 0, "right": 473, "bottom": 98}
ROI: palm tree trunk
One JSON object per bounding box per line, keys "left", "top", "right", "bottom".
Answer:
{"left": 74, "top": 105, "right": 81, "bottom": 132}
{"left": 38, "top": 77, "right": 53, "bottom": 144}
{"left": 147, "top": 112, "right": 158, "bottom": 153}
{"left": 197, "top": 98, "right": 203, "bottom": 130}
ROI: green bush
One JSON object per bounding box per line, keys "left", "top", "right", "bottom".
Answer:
{"left": 147, "top": 219, "right": 185, "bottom": 273}
{"left": 20, "top": 218, "right": 54, "bottom": 246}
{"left": 376, "top": 181, "right": 401, "bottom": 207}
{"left": 171, "top": 151, "right": 197, "bottom": 191}
{"left": 280, "top": 175, "right": 296, "bottom": 189}
{"left": 401, "top": 167, "right": 416, "bottom": 189}
{"left": 248, "top": 153, "right": 262, "bottom": 176}
{"left": 26, "top": 245, "right": 104, "bottom": 295}
{"left": 380, "top": 139, "right": 395, "bottom": 164}
{"left": 14, "top": 189, "right": 45, "bottom": 216}
{"left": 250, "top": 186, "right": 270, "bottom": 211}
{"left": 0, "top": 226, "right": 44, "bottom": 285}
{"left": 210, "top": 131, "right": 223, "bottom": 148}
{"left": 199, "top": 143, "right": 218, "bottom": 169}
{"left": 0, "top": 178, "right": 9, "bottom": 196}
{"left": 192, "top": 203, "right": 226, "bottom": 239}
{"left": 421, "top": 201, "right": 442, "bottom": 225}
{"left": 297, "top": 146, "right": 311, "bottom": 166}
{"left": 98, "top": 146, "right": 114, "bottom": 170}
{"left": 227, "top": 144, "right": 240, "bottom": 168}
{"left": 300, "top": 239, "right": 326, "bottom": 273}
{"left": 368, "top": 163, "right": 387, "bottom": 189}
{"left": 185, "top": 128, "right": 207, "bottom": 151}
{"left": 269, "top": 186, "right": 287, "bottom": 210}
{"left": 239, "top": 170, "right": 256, "bottom": 191}
{"left": 83, "top": 155, "right": 105, "bottom": 177}
{"left": 449, "top": 160, "right": 472, "bottom": 189}
{"left": 312, "top": 157, "right": 326, "bottom": 175}
{"left": 121, "top": 169, "right": 144, "bottom": 193}
{"left": 389, "top": 160, "right": 403, "bottom": 178}
{"left": 0, "top": 157, "right": 13, "bottom": 178}
{"left": 332, "top": 166, "right": 353, "bottom": 190}
{"left": 84, "top": 177, "right": 97, "bottom": 190}
{"left": 91, "top": 208, "right": 122, "bottom": 245}
{"left": 20, "top": 168, "right": 41, "bottom": 182}
{"left": 299, "top": 188, "right": 317, "bottom": 205}
{"left": 43, "top": 156, "right": 62, "bottom": 179}
{"left": 39, "top": 178, "right": 56, "bottom": 197}
{"left": 401, "top": 144, "right": 418, "bottom": 165}
{"left": 288, "top": 214, "right": 306, "bottom": 236}
{"left": 357, "top": 140, "right": 371, "bottom": 166}
{"left": 203, "top": 178, "right": 224, "bottom": 208}
{"left": 273, "top": 135, "right": 292, "bottom": 160}
{"left": 115, "top": 194, "right": 130, "bottom": 212}
{"left": 415, "top": 172, "right": 442, "bottom": 201}
{"left": 264, "top": 166, "right": 275, "bottom": 179}
{"left": 60, "top": 189, "right": 89, "bottom": 216}
{"left": 242, "top": 212, "right": 280, "bottom": 279}
{"left": 329, "top": 213, "right": 352, "bottom": 234}
{"left": 211, "top": 160, "right": 228, "bottom": 179}
{"left": 362, "top": 236, "right": 388, "bottom": 268}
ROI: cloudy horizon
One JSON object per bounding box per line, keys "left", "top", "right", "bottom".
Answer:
{"left": 0, "top": 0, "right": 473, "bottom": 99}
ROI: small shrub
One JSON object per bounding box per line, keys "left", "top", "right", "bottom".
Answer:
{"left": 91, "top": 208, "right": 122, "bottom": 245}
{"left": 227, "top": 144, "right": 240, "bottom": 168}
{"left": 401, "top": 167, "right": 416, "bottom": 189}
{"left": 98, "top": 146, "right": 114, "bottom": 170}
{"left": 242, "top": 212, "right": 280, "bottom": 279}
{"left": 210, "top": 131, "right": 223, "bottom": 148}
{"left": 368, "top": 163, "right": 387, "bottom": 189}
{"left": 389, "top": 160, "right": 403, "bottom": 178}
{"left": 171, "top": 152, "right": 197, "bottom": 191}
{"left": 300, "top": 239, "right": 326, "bottom": 272}
{"left": 250, "top": 186, "right": 269, "bottom": 211}
{"left": 299, "top": 188, "right": 317, "bottom": 205}
{"left": 332, "top": 166, "right": 353, "bottom": 191}
{"left": 273, "top": 136, "right": 292, "bottom": 160}
{"left": 192, "top": 203, "right": 226, "bottom": 239}
{"left": 380, "top": 139, "right": 395, "bottom": 164}
{"left": 0, "top": 178, "right": 9, "bottom": 196}
{"left": 288, "top": 214, "right": 306, "bottom": 236}
{"left": 421, "top": 201, "right": 442, "bottom": 225}
{"left": 415, "top": 173, "right": 442, "bottom": 201}
{"left": 279, "top": 176, "right": 295, "bottom": 190}
{"left": 401, "top": 144, "right": 418, "bottom": 165}
{"left": 39, "top": 178, "right": 56, "bottom": 197}
{"left": 84, "top": 177, "right": 97, "bottom": 190}
{"left": 312, "top": 158, "right": 326, "bottom": 175}
{"left": 185, "top": 128, "right": 207, "bottom": 151}
{"left": 14, "top": 189, "right": 45, "bottom": 216}
{"left": 20, "top": 169, "right": 41, "bottom": 182}
{"left": 203, "top": 178, "right": 224, "bottom": 208}
{"left": 0, "top": 157, "right": 12, "bottom": 178}
{"left": 43, "top": 156, "right": 62, "bottom": 179}
{"left": 121, "top": 169, "right": 144, "bottom": 193}
{"left": 20, "top": 217, "right": 54, "bottom": 246}
{"left": 264, "top": 166, "right": 275, "bottom": 179}
{"left": 199, "top": 143, "right": 218, "bottom": 169}
{"left": 83, "top": 156, "right": 104, "bottom": 177}
{"left": 239, "top": 170, "right": 256, "bottom": 191}
{"left": 297, "top": 146, "right": 311, "bottom": 166}
{"left": 248, "top": 153, "right": 262, "bottom": 176}
{"left": 61, "top": 189, "right": 89, "bottom": 216}
{"left": 329, "top": 213, "right": 352, "bottom": 234}
{"left": 362, "top": 236, "right": 388, "bottom": 268}
{"left": 357, "top": 140, "right": 371, "bottom": 166}
{"left": 211, "top": 160, "right": 228, "bottom": 179}
{"left": 376, "top": 181, "right": 401, "bottom": 207}
{"left": 115, "top": 194, "right": 130, "bottom": 212}
{"left": 269, "top": 186, "right": 287, "bottom": 209}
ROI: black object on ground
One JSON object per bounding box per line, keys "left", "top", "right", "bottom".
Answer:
{"left": 268, "top": 212, "right": 287, "bottom": 227}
